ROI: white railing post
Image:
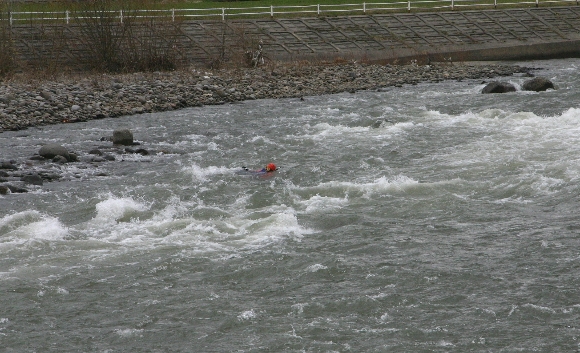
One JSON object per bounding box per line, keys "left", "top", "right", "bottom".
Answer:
{"left": 536, "top": 0, "right": 539, "bottom": 6}
{"left": 172, "top": 8, "right": 175, "bottom": 22}
{"left": 363, "top": 2, "right": 366, "bottom": 13}
{"left": 407, "top": 0, "right": 411, "bottom": 11}
{"left": 494, "top": 0, "right": 497, "bottom": 8}
{"left": 9, "top": 11, "right": 12, "bottom": 26}
{"left": 221, "top": 8, "right": 225, "bottom": 21}
{"left": 120, "top": 9, "right": 123, "bottom": 23}
{"left": 66, "top": 10, "right": 69, "bottom": 24}
{"left": 318, "top": 4, "right": 320, "bottom": 15}
{"left": 451, "top": 0, "right": 454, "bottom": 10}
{"left": 270, "top": 5, "right": 274, "bottom": 17}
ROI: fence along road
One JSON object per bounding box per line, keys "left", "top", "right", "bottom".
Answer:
{"left": 4, "top": 4, "right": 580, "bottom": 67}
{"left": 4, "top": 0, "right": 580, "bottom": 23}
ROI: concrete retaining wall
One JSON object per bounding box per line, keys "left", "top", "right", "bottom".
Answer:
{"left": 4, "top": 6, "right": 580, "bottom": 70}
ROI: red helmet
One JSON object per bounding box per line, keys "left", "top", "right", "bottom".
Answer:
{"left": 266, "top": 163, "right": 276, "bottom": 171}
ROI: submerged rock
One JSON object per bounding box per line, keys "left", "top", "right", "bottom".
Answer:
{"left": 21, "top": 173, "right": 43, "bottom": 186}
{"left": 4, "top": 184, "right": 28, "bottom": 193}
{"left": 0, "top": 161, "right": 18, "bottom": 170}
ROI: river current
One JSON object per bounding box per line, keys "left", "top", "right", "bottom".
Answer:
{"left": 2, "top": 59, "right": 580, "bottom": 352}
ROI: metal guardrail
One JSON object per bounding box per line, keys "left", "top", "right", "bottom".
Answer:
{"left": 3, "top": 0, "right": 579, "bottom": 24}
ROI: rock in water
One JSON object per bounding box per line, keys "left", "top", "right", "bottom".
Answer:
{"left": 38, "top": 144, "right": 71, "bottom": 161}
{"left": 22, "top": 173, "right": 43, "bottom": 186}
{"left": 113, "top": 129, "right": 134, "bottom": 145}
{"left": 481, "top": 81, "right": 516, "bottom": 94}
{"left": 522, "top": 77, "right": 555, "bottom": 92}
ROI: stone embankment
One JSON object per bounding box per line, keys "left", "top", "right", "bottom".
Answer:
{"left": 0, "top": 62, "right": 531, "bottom": 132}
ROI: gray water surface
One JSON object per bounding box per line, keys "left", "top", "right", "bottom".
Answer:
{"left": 2, "top": 59, "right": 580, "bottom": 352}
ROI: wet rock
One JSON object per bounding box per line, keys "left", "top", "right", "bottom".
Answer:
{"left": 522, "top": 77, "right": 555, "bottom": 92}
{"left": 0, "top": 161, "right": 18, "bottom": 170}
{"left": 29, "top": 155, "right": 45, "bottom": 161}
{"left": 7, "top": 184, "right": 28, "bottom": 193}
{"left": 0, "top": 185, "right": 8, "bottom": 194}
{"left": 0, "top": 170, "right": 8, "bottom": 177}
{"left": 481, "top": 81, "right": 516, "bottom": 94}
{"left": 39, "top": 144, "right": 71, "bottom": 161}
{"left": 22, "top": 173, "right": 43, "bottom": 185}
{"left": 52, "top": 155, "right": 68, "bottom": 164}
{"left": 38, "top": 172, "right": 61, "bottom": 181}
{"left": 89, "top": 149, "right": 103, "bottom": 155}
{"left": 113, "top": 129, "right": 134, "bottom": 145}
{"left": 372, "top": 120, "right": 384, "bottom": 128}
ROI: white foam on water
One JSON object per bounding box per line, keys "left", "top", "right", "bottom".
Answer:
{"left": 312, "top": 122, "right": 371, "bottom": 137}
{"left": 418, "top": 106, "right": 580, "bottom": 198}
{"left": 249, "top": 135, "right": 277, "bottom": 145}
{"left": 93, "top": 196, "right": 149, "bottom": 224}
{"left": 521, "top": 303, "right": 557, "bottom": 314}
{"left": 237, "top": 309, "right": 257, "bottom": 321}
{"left": 65, "top": 192, "right": 312, "bottom": 257}
{"left": 115, "top": 328, "right": 144, "bottom": 338}
{"left": 182, "top": 163, "right": 234, "bottom": 182}
{"left": 291, "top": 175, "right": 420, "bottom": 203}
{"left": 0, "top": 211, "right": 69, "bottom": 248}
{"left": 305, "top": 264, "right": 328, "bottom": 272}
{"left": 298, "top": 195, "right": 349, "bottom": 213}
{"left": 238, "top": 209, "right": 312, "bottom": 244}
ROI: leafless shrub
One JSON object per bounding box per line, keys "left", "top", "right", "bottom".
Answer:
{"left": 0, "top": 4, "right": 17, "bottom": 79}
{"left": 207, "top": 21, "right": 267, "bottom": 69}
{"left": 73, "top": 0, "right": 180, "bottom": 73}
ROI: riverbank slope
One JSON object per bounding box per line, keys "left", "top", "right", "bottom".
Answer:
{"left": 0, "top": 62, "right": 530, "bottom": 132}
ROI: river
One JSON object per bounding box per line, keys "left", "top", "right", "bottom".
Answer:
{"left": 1, "top": 59, "right": 580, "bottom": 352}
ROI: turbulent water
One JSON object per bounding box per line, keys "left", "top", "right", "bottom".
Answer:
{"left": 2, "top": 59, "right": 580, "bottom": 352}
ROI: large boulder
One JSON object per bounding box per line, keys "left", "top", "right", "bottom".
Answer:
{"left": 112, "top": 129, "right": 134, "bottom": 145}
{"left": 38, "top": 144, "right": 71, "bottom": 161}
{"left": 482, "top": 81, "right": 516, "bottom": 94}
{"left": 522, "top": 77, "right": 555, "bottom": 92}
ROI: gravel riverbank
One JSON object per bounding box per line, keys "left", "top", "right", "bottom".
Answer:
{"left": 0, "top": 62, "right": 531, "bottom": 132}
